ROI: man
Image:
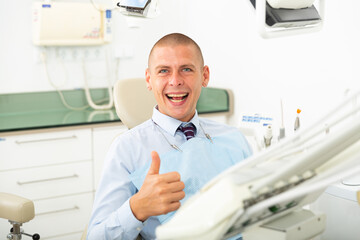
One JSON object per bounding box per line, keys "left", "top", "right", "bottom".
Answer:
{"left": 87, "top": 33, "right": 252, "bottom": 240}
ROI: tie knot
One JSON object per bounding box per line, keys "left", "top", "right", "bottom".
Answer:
{"left": 178, "top": 122, "right": 196, "bottom": 140}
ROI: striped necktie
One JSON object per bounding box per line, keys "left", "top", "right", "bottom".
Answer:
{"left": 178, "top": 122, "right": 196, "bottom": 140}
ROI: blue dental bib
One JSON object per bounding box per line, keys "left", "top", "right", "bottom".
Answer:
{"left": 130, "top": 130, "right": 251, "bottom": 224}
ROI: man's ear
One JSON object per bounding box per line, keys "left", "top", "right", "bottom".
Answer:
{"left": 145, "top": 68, "right": 152, "bottom": 91}
{"left": 202, "top": 65, "right": 210, "bottom": 87}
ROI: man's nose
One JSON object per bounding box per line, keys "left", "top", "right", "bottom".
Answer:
{"left": 169, "top": 72, "right": 184, "bottom": 86}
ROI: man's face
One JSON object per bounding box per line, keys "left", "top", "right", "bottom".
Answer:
{"left": 146, "top": 44, "right": 209, "bottom": 122}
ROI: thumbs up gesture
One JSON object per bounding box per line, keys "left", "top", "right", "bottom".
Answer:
{"left": 130, "top": 151, "right": 185, "bottom": 222}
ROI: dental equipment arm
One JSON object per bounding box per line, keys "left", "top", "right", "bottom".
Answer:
{"left": 156, "top": 90, "right": 360, "bottom": 240}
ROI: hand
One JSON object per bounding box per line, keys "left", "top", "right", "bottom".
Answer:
{"left": 130, "top": 151, "right": 185, "bottom": 222}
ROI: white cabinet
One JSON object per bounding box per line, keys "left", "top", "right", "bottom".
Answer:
{"left": 0, "top": 161, "right": 93, "bottom": 200}
{"left": 0, "top": 129, "right": 92, "bottom": 171}
{"left": 0, "top": 124, "right": 126, "bottom": 239}
{"left": 27, "top": 193, "right": 94, "bottom": 239}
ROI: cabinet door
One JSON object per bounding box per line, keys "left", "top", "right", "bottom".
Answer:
{"left": 0, "top": 193, "right": 93, "bottom": 240}
{"left": 0, "top": 161, "right": 93, "bottom": 200}
{"left": 92, "top": 124, "right": 127, "bottom": 190}
{"left": 0, "top": 129, "right": 92, "bottom": 171}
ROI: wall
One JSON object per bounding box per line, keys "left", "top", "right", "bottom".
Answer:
{"left": 183, "top": 0, "right": 360, "bottom": 135}
{"left": 0, "top": 0, "right": 187, "bottom": 92}
{"left": 1, "top": 0, "right": 359, "bottom": 136}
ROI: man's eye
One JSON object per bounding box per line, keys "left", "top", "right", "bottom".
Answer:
{"left": 183, "top": 68, "right": 192, "bottom": 72}
{"left": 159, "top": 69, "right": 168, "bottom": 73}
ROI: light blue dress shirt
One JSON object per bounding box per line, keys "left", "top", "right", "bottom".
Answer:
{"left": 87, "top": 107, "right": 252, "bottom": 240}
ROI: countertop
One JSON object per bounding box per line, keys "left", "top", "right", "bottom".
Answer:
{"left": 0, "top": 87, "right": 230, "bottom": 134}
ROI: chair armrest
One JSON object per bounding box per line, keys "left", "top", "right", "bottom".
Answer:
{"left": 0, "top": 193, "right": 35, "bottom": 223}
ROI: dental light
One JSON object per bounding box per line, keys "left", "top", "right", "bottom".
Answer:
{"left": 249, "top": 0, "right": 325, "bottom": 38}
{"left": 156, "top": 89, "right": 360, "bottom": 240}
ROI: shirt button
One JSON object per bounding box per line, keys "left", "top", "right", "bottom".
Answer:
{"left": 136, "top": 227, "right": 141, "bottom": 231}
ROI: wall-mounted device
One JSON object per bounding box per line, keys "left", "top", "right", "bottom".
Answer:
{"left": 250, "top": 0, "right": 321, "bottom": 28}
{"left": 249, "top": 0, "right": 324, "bottom": 38}
{"left": 117, "top": 0, "right": 152, "bottom": 17}
{"left": 32, "top": 2, "right": 112, "bottom": 46}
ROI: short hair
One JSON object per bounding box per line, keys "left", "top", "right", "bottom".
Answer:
{"left": 148, "top": 33, "right": 204, "bottom": 67}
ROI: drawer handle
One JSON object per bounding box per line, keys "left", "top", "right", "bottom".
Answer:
{"left": 15, "top": 135, "right": 77, "bottom": 144}
{"left": 37, "top": 206, "right": 79, "bottom": 216}
{"left": 17, "top": 174, "right": 79, "bottom": 185}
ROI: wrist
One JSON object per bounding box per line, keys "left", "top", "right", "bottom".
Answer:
{"left": 130, "top": 194, "right": 147, "bottom": 222}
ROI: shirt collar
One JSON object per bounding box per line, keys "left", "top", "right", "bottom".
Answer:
{"left": 151, "top": 106, "right": 200, "bottom": 137}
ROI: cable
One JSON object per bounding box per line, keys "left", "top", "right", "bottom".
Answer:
{"left": 40, "top": 50, "right": 109, "bottom": 111}
{"left": 41, "top": 51, "right": 89, "bottom": 111}
{"left": 82, "top": 49, "right": 114, "bottom": 110}
{"left": 90, "top": 0, "right": 118, "bottom": 11}
{"left": 45, "top": 47, "right": 68, "bottom": 89}
{"left": 90, "top": 0, "right": 105, "bottom": 11}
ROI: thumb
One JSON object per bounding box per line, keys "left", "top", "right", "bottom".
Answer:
{"left": 147, "top": 151, "right": 160, "bottom": 175}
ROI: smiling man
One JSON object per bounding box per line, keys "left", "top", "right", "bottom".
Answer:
{"left": 87, "top": 33, "right": 252, "bottom": 240}
{"left": 145, "top": 35, "right": 208, "bottom": 122}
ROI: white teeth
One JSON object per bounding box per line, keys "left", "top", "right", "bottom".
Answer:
{"left": 166, "top": 93, "right": 188, "bottom": 97}
{"left": 166, "top": 93, "right": 188, "bottom": 103}
{"left": 170, "top": 99, "right": 184, "bottom": 103}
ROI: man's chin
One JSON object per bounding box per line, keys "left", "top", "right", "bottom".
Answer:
{"left": 169, "top": 111, "right": 195, "bottom": 122}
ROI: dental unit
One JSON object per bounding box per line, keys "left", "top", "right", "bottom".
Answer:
{"left": 156, "top": 90, "right": 360, "bottom": 240}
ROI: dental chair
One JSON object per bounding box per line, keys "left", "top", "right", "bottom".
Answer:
{"left": 113, "top": 78, "right": 157, "bottom": 129}
{"left": 0, "top": 193, "right": 40, "bottom": 240}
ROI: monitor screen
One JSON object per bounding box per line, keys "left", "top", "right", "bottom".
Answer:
{"left": 118, "top": 0, "right": 151, "bottom": 9}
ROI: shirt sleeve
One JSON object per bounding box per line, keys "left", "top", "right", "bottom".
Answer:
{"left": 87, "top": 136, "right": 146, "bottom": 240}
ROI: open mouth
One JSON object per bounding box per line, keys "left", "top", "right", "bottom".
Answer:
{"left": 166, "top": 93, "right": 189, "bottom": 103}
